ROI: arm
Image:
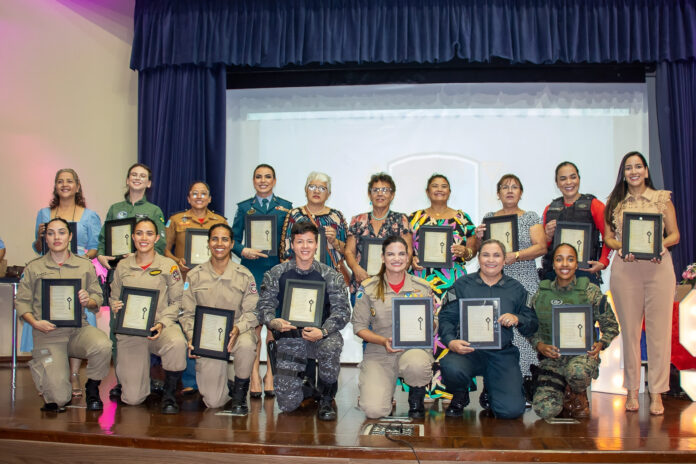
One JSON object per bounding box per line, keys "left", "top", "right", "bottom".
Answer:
{"left": 587, "top": 285, "right": 619, "bottom": 349}
{"left": 109, "top": 264, "right": 122, "bottom": 307}
{"left": 542, "top": 204, "right": 555, "bottom": 245}
{"left": 437, "top": 290, "right": 460, "bottom": 348}
{"left": 180, "top": 275, "right": 196, "bottom": 341}
{"left": 84, "top": 262, "right": 103, "bottom": 310}
{"left": 512, "top": 285, "right": 538, "bottom": 338}
{"left": 344, "top": 235, "right": 368, "bottom": 283}
{"left": 159, "top": 265, "right": 184, "bottom": 328}
{"left": 520, "top": 221, "right": 547, "bottom": 261}
{"left": 84, "top": 210, "right": 101, "bottom": 259}
{"left": 32, "top": 209, "right": 48, "bottom": 254}
{"left": 97, "top": 205, "right": 115, "bottom": 266}
{"left": 236, "top": 275, "right": 260, "bottom": 334}
{"left": 279, "top": 211, "right": 293, "bottom": 261}
{"left": 163, "top": 217, "right": 180, "bottom": 263}
{"left": 323, "top": 269, "right": 350, "bottom": 334}
{"left": 258, "top": 270, "right": 280, "bottom": 326}
{"left": 230, "top": 203, "right": 246, "bottom": 257}
{"left": 153, "top": 206, "right": 167, "bottom": 255}
{"left": 526, "top": 292, "right": 545, "bottom": 350}
{"left": 662, "top": 198, "right": 680, "bottom": 249}
{"left": 587, "top": 199, "right": 610, "bottom": 271}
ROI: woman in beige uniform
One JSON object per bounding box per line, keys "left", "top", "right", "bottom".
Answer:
{"left": 181, "top": 224, "right": 259, "bottom": 414}
{"left": 16, "top": 218, "right": 111, "bottom": 412}
{"left": 110, "top": 218, "right": 188, "bottom": 414}
{"left": 604, "top": 151, "right": 680, "bottom": 415}
{"left": 352, "top": 235, "right": 435, "bottom": 419}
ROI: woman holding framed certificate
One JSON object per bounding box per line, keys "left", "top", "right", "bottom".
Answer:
{"left": 352, "top": 236, "right": 434, "bottom": 419}
{"left": 528, "top": 243, "right": 619, "bottom": 419}
{"left": 603, "top": 151, "right": 680, "bottom": 415}
{"left": 26, "top": 168, "right": 103, "bottom": 397}
{"left": 16, "top": 218, "right": 111, "bottom": 412}
{"left": 110, "top": 218, "right": 188, "bottom": 414}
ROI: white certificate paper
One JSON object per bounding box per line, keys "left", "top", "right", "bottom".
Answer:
{"left": 190, "top": 234, "right": 211, "bottom": 265}
{"left": 198, "top": 313, "right": 228, "bottom": 352}
{"left": 288, "top": 287, "right": 319, "bottom": 323}
{"left": 365, "top": 243, "right": 383, "bottom": 276}
{"left": 122, "top": 294, "right": 153, "bottom": 330}
{"left": 49, "top": 285, "right": 75, "bottom": 321}
{"left": 560, "top": 228, "right": 586, "bottom": 263}
{"left": 111, "top": 224, "right": 132, "bottom": 256}
{"left": 467, "top": 305, "right": 495, "bottom": 343}
{"left": 399, "top": 304, "right": 427, "bottom": 342}
{"left": 558, "top": 312, "right": 586, "bottom": 349}
{"left": 628, "top": 218, "right": 655, "bottom": 254}
{"left": 423, "top": 230, "right": 448, "bottom": 263}
{"left": 250, "top": 220, "right": 273, "bottom": 250}
{"left": 490, "top": 221, "right": 513, "bottom": 248}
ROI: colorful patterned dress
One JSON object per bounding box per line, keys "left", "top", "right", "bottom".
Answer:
{"left": 280, "top": 206, "right": 348, "bottom": 270}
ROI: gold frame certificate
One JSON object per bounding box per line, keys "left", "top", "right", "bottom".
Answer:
{"left": 359, "top": 237, "right": 385, "bottom": 276}
{"left": 114, "top": 286, "right": 159, "bottom": 337}
{"left": 417, "top": 225, "right": 453, "bottom": 269}
{"left": 459, "top": 298, "right": 501, "bottom": 349}
{"left": 185, "top": 229, "right": 211, "bottom": 266}
{"left": 245, "top": 215, "right": 278, "bottom": 256}
{"left": 483, "top": 214, "right": 519, "bottom": 252}
{"left": 104, "top": 218, "right": 136, "bottom": 257}
{"left": 192, "top": 306, "right": 234, "bottom": 360}
{"left": 391, "top": 297, "right": 433, "bottom": 349}
{"left": 553, "top": 221, "right": 592, "bottom": 267}
{"left": 41, "top": 279, "right": 81, "bottom": 327}
{"left": 552, "top": 304, "right": 593, "bottom": 355}
{"left": 621, "top": 212, "right": 662, "bottom": 260}
{"left": 281, "top": 279, "right": 326, "bottom": 328}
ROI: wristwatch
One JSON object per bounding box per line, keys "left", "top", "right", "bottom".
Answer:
{"left": 321, "top": 328, "right": 329, "bottom": 338}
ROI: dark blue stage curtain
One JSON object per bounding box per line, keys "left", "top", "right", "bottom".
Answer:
{"left": 137, "top": 64, "right": 226, "bottom": 217}
{"left": 656, "top": 60, "right": 696, "bottom": 276}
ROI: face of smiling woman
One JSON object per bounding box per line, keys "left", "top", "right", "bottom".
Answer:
{"left": 382, "top": 241, "right": 408, "bottom": 274}
{"left": 478, "top": 242, "right": 505, "bottom": 280}
{"left": 553, "top": 244, "right": 578, "bottom": 287}
{"left": 133, "top": 221, "right": 158, "bottom": 254}
{"left": 208, "top": 227, "right": 233, "bottom": 262}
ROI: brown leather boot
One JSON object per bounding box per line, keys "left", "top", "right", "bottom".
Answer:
{"left": 572, "top": 389, "right": 590, "bottom": 418}
{"left": 560, "top": 384, "right": 574, "bottom": 418}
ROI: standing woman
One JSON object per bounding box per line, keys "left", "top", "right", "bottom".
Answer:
{"left": 26, "top": 168, "right": 102, "bottom": 397}
{"left": 231, "top": 164, "right": 292, "bottom": 398}
{"left": 541, "top": 162, "right": 611, "bottom": 285}
{"left": 352, "top": 236, "right": 434, "bottom": 419}
{"left": 604, "top": 151, "right": 679, "bottom": 415}
{"left": 345, "top": 173, "right": 412, "bottom": 296}
{"left": 408, "top": 174, "right": 478, "bottom": 399}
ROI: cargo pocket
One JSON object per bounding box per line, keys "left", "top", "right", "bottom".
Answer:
{"left": 28, "top": 348, "right": 53, "bottom": 396}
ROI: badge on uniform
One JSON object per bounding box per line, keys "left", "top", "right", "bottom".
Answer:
{"left": 356, "top": 286, "right": 365, "bottom": 299}
{"left": 117, "top": 211, "right": 128, "bottom": 219}
{"left": 170, "top": 265, "right": 181, "bottom": 282}
{"left": 247, "top": 208, "right": 256, "bottom": 215}
{"left": 165, "top": 219, "right": 171, "bottom": 227}
{"left": 184, "top": 282, "right": 190, "bottom": 291}
{"left": 149, "top": 269, "right": 162, "bottom": 276}
{"left": 249, "top": 282, "right": 257, "bottom": 294}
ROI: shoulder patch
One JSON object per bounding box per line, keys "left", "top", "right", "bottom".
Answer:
{"left": 356, "top": 285, "right": 365, "bottom": 299}
{"left": 170, "top": 265, "right": 181, "bottom": 282}
{"left": 165, "top": 219, "right": 171, "bottom": 228}
{"left": 183, "top": 281, "right": 190, "bottom": 291}
{"left": 441, "top": 289, "right": 457, "bottom": 306}
{"left": 249, "top": 282, "right": 257, "bottom": 294}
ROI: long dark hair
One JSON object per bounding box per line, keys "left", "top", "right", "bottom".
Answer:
{"left": 375, "top": 235, "right": 409, "bottom": 302}
{"left": 49, "top": 168, "right": 87, "bottom": 209}
{"left": 604, "top": 151, "right": 654, "bottom": 232}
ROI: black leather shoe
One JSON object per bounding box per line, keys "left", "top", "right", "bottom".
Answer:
{"left": 41, "top": 402, "right": 66, "bottom": 413}
{"left": 478, "top": 385, "right": 490, "bottom": 411}
{"left": 318, "top": 397, "right": 336, "bottom": 421}
{"left": 85, "top": 379, "right": 103, "bottom": 411}
{"left": 445, "top": 391, "right": 470, "bottom": 417}
{"left": 109, "top": 383, "right": 122, "bottom": 399}
{"left": 161, "top": 397, "right": 180, "bottom": 414}
{"left": 407, "top": 386, "right": 427, "bottom": 419}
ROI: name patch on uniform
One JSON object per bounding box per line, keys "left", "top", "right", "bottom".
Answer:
{"left": 117, "top": 211, "right": 128, "bottom": 219}
{"left": 170, "top": 265, "right": 181, "bottom": 282}
{"left": 249, "top": 283, "right": 257, "bottom": 294}
{"left": 149, "top": 269, "right": 162, "bottom": 276}
{"left": 551, "top": 299, "right": 563, "bottom": 305}
{"left": 135, "top": 214, "right": 147, "bottom": 219}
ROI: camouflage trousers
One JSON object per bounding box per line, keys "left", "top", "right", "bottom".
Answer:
{"left": 532, "top": 355, "right": 599, "bottom": 419}
{"left": 274, "top": 331, "right": 343, "bottom": 412}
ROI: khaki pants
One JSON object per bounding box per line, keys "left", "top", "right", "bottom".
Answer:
{"left": 116, "top": 324, "right": 187, "bottom": 405}
{"left": 29, "top": 326, "right": 112, "bottom": 406}
{"left": 358, "top": 349, "right": 433, "bottom": 419}
{"left": 196, "top": 330, "right": 258, "bottom": 408}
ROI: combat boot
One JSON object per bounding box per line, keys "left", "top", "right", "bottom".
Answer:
{"left": 317, "top": 379, "right": 337, "bottom": 421}
{"left": 407, "top": 386, "right": 427, "bottom": 418}
{"left": 571, "top": 389, "right": 590, "bottom": 418}
{"left": 445, "top": 391, "right": 470, "bottom": 417}
{"left": 478, "top": 385, "right": 491, "bottom": 410}
{"left": 161, "top": 370, "right": 182, "bottom": 414}
{"left": 224, "top": 377, "right": 250, "bottom": 416}
{"left": 85, "top": 378, "right": 103, "bottom": 411}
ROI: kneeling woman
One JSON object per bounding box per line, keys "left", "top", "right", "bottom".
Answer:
{"left": 438, "top": 239, "right": 538, "bottom": 419}
{"left": 110, "top": 218, "right": 187, "bottom": 414}
{"left": 529, "top": 243, "right": 619, "bottom": 419}
{"left": 352, "top": 236, "right": 434, "bottom": 419}
{"left": 16, "top": 218, "right": 111, "bottom": 412}
{"left": 181, "top": 224, "right": 259, "bottom": 414}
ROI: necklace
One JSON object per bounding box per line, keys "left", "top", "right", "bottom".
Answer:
{"left": 305, "top": 204, "right": 325, "bottom": 216}
{"left": 54, "top": 203, "right": 77, "bottom": 221}
{"left": 370, "top": 209, "right": 390, "bottom": 221}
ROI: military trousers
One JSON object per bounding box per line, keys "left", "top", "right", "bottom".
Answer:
{"left": 532, "top": 354, "right": 599, "bottom": 419}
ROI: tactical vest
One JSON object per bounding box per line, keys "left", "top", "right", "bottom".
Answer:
{"left": 534, "top": 277, "right": 590, "bottom": 345}
{"left": 541, "top": 194, "right": 601, "bottom": 274}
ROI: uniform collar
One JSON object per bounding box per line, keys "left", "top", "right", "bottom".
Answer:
{"left": 624, "top": 187, "right": 656, "bottom": 203}
{"left": 473, "top": 270, "right": 508, "bottom": 288}
{"left": 551, "top": 276, "right": 577, "bottom": 291}
{"left": 182, "top": 208, "right": 218, "bottom": 223}
{"left": 383, "top": 274, "right": 415, "bottom": 295}
{"left": 44, "top": 251, "right": 81, "bottom": 269}
{"left": 123, "top": 253, "right": 165, "bottom": 270}
{"left": 255, "top": 194, "right": 274, "bottom": 207}
{"left": 125, "top": 196, "right": 149, "bottom": 206}
{"left": 200, "top": 259, "right": 236, "bottom": 280}
{"left": 291, "top": 258, "right": 318, "bottom": 275}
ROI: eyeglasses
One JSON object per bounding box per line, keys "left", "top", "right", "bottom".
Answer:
{"left": 190, "top": 192, "right": 209, "bottom": 198}
{"left": 307, "top": 184, "right": 328, "bottom": 192}
{"left": 370, "top": 187, "right": 393, "bottom": 194}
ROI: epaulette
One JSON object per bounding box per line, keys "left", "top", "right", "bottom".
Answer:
{"left": 236, "top": 197, "right": 254, "bottom": 206}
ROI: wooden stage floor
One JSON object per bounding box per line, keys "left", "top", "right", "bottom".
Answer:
{"left": 1, "top": 363, "right": 695, "bottom": 463}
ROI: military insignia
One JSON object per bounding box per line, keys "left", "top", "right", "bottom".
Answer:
{"left": 183, "top": 282, "right": 190, "bottom": 291}
{"left": 356, "top": 285, "right": 365, "bottom": 299}
{"left": 117, "top": 211, "right": 128, "bottom": 219}
{"left": 247, "top": 208, "right": 256, "bottom": 215}
{"left": 159, "top": 216, "right": 165, "bottom": 223}
{"left": 135, "top": 214, "right": 147, "bottom": 219}
{"left": 551, "top": 299, "right": 563, "bottom": 305}
{"left": 170, "top": 265, "right": 181, "bottom": 282}
{"left": 149, "top": 269, "right": 162, "bottom": 276}
{"left": 275, "top": 206, "right": 290, "bottom": 213}
{"left": 165, "top": 219, "right": 171, "bottom": 227}
{"left": 249, "top": 282, "right": 257, "bottom": 294}
{"left": 181, "top": 216, "right": 189, "bottom": 223}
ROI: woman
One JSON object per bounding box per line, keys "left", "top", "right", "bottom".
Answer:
{"left": 16, "top": 218, "right": 111, "bottom": 412}
{"left": 231, "top": 164, "right": 292, "bottom": 398}
{"left": 438, "top": 240, "right": 538, "bottom": 419}
{"left": 604, "top": 151, "right": 679, "bottom": 415}
{"left": 352, "top": 236, "right": 434, "bottom": 419}
{"left": 475, "top": 174, "right": 546, "bottom": 395}
{"left": 408, "top": 174, "right": 478, "bottom": 399}
{"left": 541, "top": 162, "right": 611, "bottom": 285}
{"left": 110, "top": 218, "right": 187, "bottom": 414}
{"left": 26, "top": 168, "right": 102, "bottom": 397}
{"left": 345, "top": 173, "right": 411, "bottom": 295}
{"left": 529, "top": 243, "right": 619, "bottom": 419}
{"left": 181, "top": 224, "right": 259, "bottom": 414}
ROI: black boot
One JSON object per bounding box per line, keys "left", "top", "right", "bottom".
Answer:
{"left": 161, "top": 370, "right": 182, "bottom": 414}
{"left": 151, "top": 378, "right": 165, "bottom": 395}
{"left": 407, "top": 386, "right": 427, "bottom": 419}
{"left": 445, "top": 391, "right": 470, "bottom": 417}
{"left": 109, "top": 383, "right": 122, "bottom": 399}
{"left": 85, "top": 379, "right": 103, "bottom": 411}
{"left": 40, "top": 402, "right": 66, "bottom": 413}
{"left": 227, "top": 379, "right": 235, "bottom": 398}
{"left": 317, "top": 379, "right": 337, "bottom": 421}
{"left": 478, "top": 385, "right": 490, "bottom": 410}
{"left": 224, "top": 377, "right": 250, "bottom": 416}
{"left": 523, "top": 375, "right": 534, "bottom": 408}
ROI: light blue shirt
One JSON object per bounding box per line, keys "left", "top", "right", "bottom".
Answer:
{"left": 33, "top": 207, "right": 102, "bottom": 256}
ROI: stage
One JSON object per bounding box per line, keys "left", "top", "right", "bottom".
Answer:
{"left": 1, "top": 363, "right": 695, "bottom": 463}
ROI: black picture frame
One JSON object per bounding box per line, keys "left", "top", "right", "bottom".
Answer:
{"left": 114, "top": 286, "right": 160, "bottom": 337}
{"left": 417, "top": 225, "right": 453, "bottom": 269}
{"left": 621, "top": 212, "right": 663, "bottom": 260}
{"left": 41, "top": 278, "right": 82, "bottom": 327}
{"left": 244, "top": 214, "right": 278, "bottom": 256}
{"left": 553, "top": 221, "right": 593, "bottom": 267}
{"left": 281, "top": 279, "right": 326, "bottom": 328}
{"left": 359, "top": 236, "right": 385, "bottom": 276}
{"left": 191, "top": 305, "right": 235, "bottom": 360}
{"left": 104, "top": 218, "right": 136, "bottom": 257}
{"left": 483, "top": 214, "right": 519, "bottom": 253}
{"left": 551, "top": 304, "right": 593, "bottom": 355}
{"left": 391, "top": 297, "right": 434, "bottom": 349}
{"left": 185, "top": 229, "right": 211, "bottom": 266}
{"left": 459, "top": 298, "right": 501, "bottom": 349}
{"left": 41, "top": 221, "right": 78, "bottom": 255}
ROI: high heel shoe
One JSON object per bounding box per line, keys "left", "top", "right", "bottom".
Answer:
{"left": 625, "top": 390, "right": 639, "bottom": 412}
{"left": 649, "top": 393, "right": 664, "bottom": 415}
{"left": 71, "top": 373, "right": 83, "bottom": 398}
{"left": 249, "top": 375, "right": 263, "bottom": 399}
{"left": 263, "top": 375, "right": 275, "bottom": 398}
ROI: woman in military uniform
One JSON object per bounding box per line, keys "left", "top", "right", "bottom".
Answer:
{"left": 110, "top": 218, "right": 187, "bottom": 414}
{"left": 16, "top": 218, "right": 111, "bottom": 412}
{"left": 352, "top": 235, "right": 434, "bottom": 419}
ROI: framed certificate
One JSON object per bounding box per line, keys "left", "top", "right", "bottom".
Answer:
{"left": 281, "top": 279, "right": 326, "bottom": 328}
{"left": 105, "top": 218, "right": 136, "bottom": 257}
{"left": 417, "top": 225, "right": 453, "bottom": 269}
{"left": 391, "top": 297, "right": 433, "bottom": 349}
{"left": 41, "top": 279, "right": 82, "bottom": 327}
{"left": 552, "top": 304, "right": 593, "bottom": 355}
{"left": 245, "top": 215, "right": 278, "bottom": 256}
{"left": 459, "top": 298, "right": 501, "bottom": 349}
{"left": 114, "top": 286, "right": 159, "bottom": 337}
{"left": 483, "top": 215, "right": 519, "bottom": 253}
{"left": 185, "top": 229, "right": 211, "bottom": 266}
{"left": 621, "top": 212, "right": 663, "bottom": 260}
{"left": 553, "top": 221, "right": 593, "bottom": 267}
{"left": 313, "top": 228, "right": 327, "bottom": 263}
{"left": 191, "top": 305, "right": 234, "bottom": 360}
{"left": 359, "top": 237, "right": 385, "bottom": 276}
{"left": 41, "top": 221, "right": 78, "bottom": 255}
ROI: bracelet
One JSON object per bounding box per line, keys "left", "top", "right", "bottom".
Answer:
{"left": 515, "top": 251, "right": 520, "bottom": 261}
